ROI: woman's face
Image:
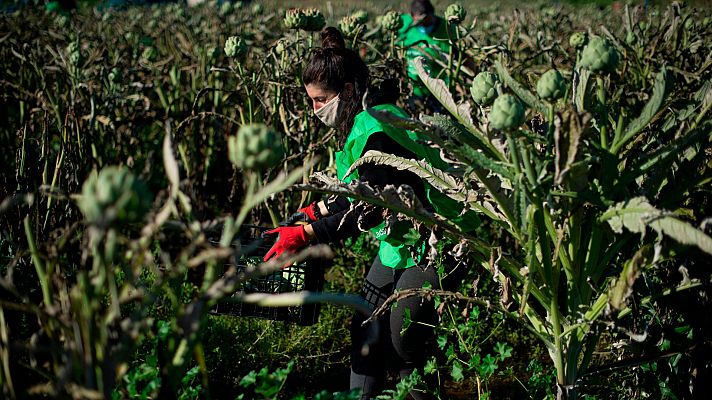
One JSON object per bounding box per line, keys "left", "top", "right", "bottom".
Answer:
{"left": 305, "top": 84, "right": 339, "bottom": 112}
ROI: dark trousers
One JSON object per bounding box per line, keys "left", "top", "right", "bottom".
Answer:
{"left": 350, "top": 252, "right": 466, "bottom": 400}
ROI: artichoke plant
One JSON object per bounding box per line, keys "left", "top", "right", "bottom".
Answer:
{"left": 78, "top": 166, "right": 152, "bottom": 227}
{"left": 339, "top": 15, "right": 365, "bottom": 39}
{"left": 224, "top": 35, "right": 246, "bottom": 58}
{"left": 351, "top": 10, "right": 368, "bottom": 24}
{"left": 381, "top": 11, "right": 402, "bottom": 33}
{"left": 470, "top": 71, "right": 499, "bottom": 106}
{"left": 569, "top": 31, "right": 588, "bottom": 50}
{"left": 140, "top": 46, "right": 157, "bottom": 63}
{"left": 303, "top": 8, "right": 326, "bottom": 32}
{"left": 228, "top": 124, "right": 284, "bottom": 171}
{"left": 488, "top": 94, "right": 525, "bottom": 130}
{"left": 445, "top": 3, "right": 466, "bottom": 24}
{"left": 536, "top": 69, "right": 565, "bottom": 101}
{"left": 66, "top": 41, "right": 82, "bottom": 67}
{"left": 580, "top": 36, "right": 619, "bottom": 73}
{"left": 284, "top": 8, "right": 308, "bottom": 30}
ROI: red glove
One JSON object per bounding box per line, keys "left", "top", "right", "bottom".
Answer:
{"left": 263, "top": 225, "right": 309, "bottom": 261}
{"left": 299, "top": 202, "right": 319, "bottom": 222}
{"left": 282, "top": 202, "right": 320, "bottom": 225}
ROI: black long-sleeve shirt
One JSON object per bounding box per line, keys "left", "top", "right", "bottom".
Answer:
{"left": 310, "top": 131, "right": 430, "bottom": 244}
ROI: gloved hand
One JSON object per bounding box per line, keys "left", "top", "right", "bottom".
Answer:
{"left": 281, "top": 201, "right": 320, "bottom": 226}
{"left": 263, "top": 225, "right": 310, "bottom": 261}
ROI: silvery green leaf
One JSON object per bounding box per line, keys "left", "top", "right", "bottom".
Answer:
{"left": 414, "top": 57, "right": 477, "bottom": 131}
{"left": 613, "top": 68, "right": 669, "bottom": 153}
{"left": 345, "top": 150, "right": 471, "bottom": 203}
{"left": 603, "top": 197, "right": 712, "bottom": 255}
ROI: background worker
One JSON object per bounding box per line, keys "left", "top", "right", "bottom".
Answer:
{"left": 397, "top": 0, "right": 454, "bottom": 111}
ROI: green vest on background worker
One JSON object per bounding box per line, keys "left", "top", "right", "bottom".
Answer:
{"left": 335, "top": 103, "right": 479, "bottom": 269}
{"left": 397, "top": 3, "right": 453, "bottom": 98}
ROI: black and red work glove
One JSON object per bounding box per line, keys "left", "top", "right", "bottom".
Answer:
{"left": 263, "top": 225, "right": 310, "bottom": 261}
{"left": 281, "top": 201, "right": 320, "bottom": 226}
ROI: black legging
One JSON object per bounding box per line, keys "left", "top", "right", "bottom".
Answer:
{"left": 350, "top": 254, "right": 462, "bottom": 400}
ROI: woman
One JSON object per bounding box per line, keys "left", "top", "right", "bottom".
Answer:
{"left": 264, "top": 27, "right": 474, "bottom": 400}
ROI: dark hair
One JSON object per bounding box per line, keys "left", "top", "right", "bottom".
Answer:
{"left": 302, "top": 27, "right": 369, "bottom": 134}
{"left": 410, "top": 0, "right": 435, "bottom": 16}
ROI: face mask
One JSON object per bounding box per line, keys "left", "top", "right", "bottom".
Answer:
{"left": 315, "top": 93, "right": 346, "bottom": 128}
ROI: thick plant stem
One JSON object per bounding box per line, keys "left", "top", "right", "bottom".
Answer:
{"left": 597, "top": 76, "right": 608, "bottom": 149}
{"left": 24, "top": 217, "right": 51, "bottom": 307}
{"left": 519, "top": 140, "right": 538, "bottom": 188}
{"left": 505, "top": 131, "right": 522, "bottom": 176}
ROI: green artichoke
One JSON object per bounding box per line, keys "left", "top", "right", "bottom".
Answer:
{"left": 470, "top": 71, "right": 499, "bottom": 106}
{"left": 274, "top": 38, "right": 288, "bottom": 56}
{"left": 284, "top": 8, "right": 307, "bottom": 30}
{"left": 351, "top": 10, "right": 368, "bottom": 24}
{"left": 66, "top": 41, "right": 82, "bottom": 67}
{"left": 381, "top": 11, "right": 403, "bottom": 32}
{"left": 108, "top": 67, "right": 121, "bottom": 83}
{"left": 445, "top": 3, "right": 466, "bottom": 24}
{"left": 252, "top": 3, "right": 264, "bottom": 15}
{"left": 141, "top": 46, "right": 157, "bottom": 63}
{"left": 228, "top": 124, "right": 284, "bottom": 170}
{"left": 303, "top": 8, "right": 326, "bottom": 32}
{"left": 536, "top": 69, "right": 565, "bottom": 101}
{"left": 580, "top": 36, "right": 619, "bottom": 73}
{"left": 219, "top": 1, "right": 232, "bottom": 16}
{"left": 489, "top": 94, "right": 525, "bottom": 131}
{"left": 339, "top": 15, "right": 365, "bottom": 39}
{"left": 78, "top": 166, "right": 152, "bottom": 227}
{"left": 569, "top": 31, "right": 588, "bottom": 50}
{"left": 224, "top": 35, "right": 246, "bottom": 58}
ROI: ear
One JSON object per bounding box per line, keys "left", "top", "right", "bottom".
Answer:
{"left": 342, "top": 82, "right": 355, "bottom": 100}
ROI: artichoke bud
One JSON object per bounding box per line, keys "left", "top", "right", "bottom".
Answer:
{"left": 536, "top": 69, "right": 565, "bottom": 101}
{"left": 274, "top": 38, "right": 288, "bottom": 56}
{"left": 141, "top": 46, "right": 157, "bottom": 62}
{"left": 580, "top": 36, "right": 619, "bottom": 73}
{"left": 351, "top": 10, "right": 369, "bottom": 24}
{"left": 55, "top": 14, "right": 70, "bottom": 28}
{"left": 284, "top": 9, "right": 308, "bottom": 30}
{"left": 66, "top": 41, "right": 82, "bottom": 67}
{"left": 489, "top": 94, "right": 525, "bottom": 131}
{"left": 381, "top": 11, "right": 403, "bottom": 32}
{"left": 470, "top": 71, "right": 499, "bottom": 106}
{"left": 228, "top": 124, "right": 284, "bottom": 170}
{"left": 569, "top": 31, "right": 588, "bottom": 50}
{"left": 78, "top": 166, "right": 152, "bottom": 227}
{"left": 339, "top": 15, "right": 365, "bottom": 39}
{"left": 224, "top": 35, "right": 247, "bottom": 58}
{"left": 252, "top": 3, "right": 264, "bottom": 14}
{"left": 108, "top": 67, "right": 121, "bottom": 83}
{"left": 445, "top": 4, "right": 466, "bottom": 24}
{"left": 303, "top": 8, "right": 326, "bottom": 32}
{"left": 219, "top": 1, "right": 232, "bottom": 16}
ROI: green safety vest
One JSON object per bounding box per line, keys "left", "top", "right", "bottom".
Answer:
{"left": 398, "top": 14, "right": 452, "bottom": 97}
{"left": 335, "top": 104, "right": 479, "bottom": 269}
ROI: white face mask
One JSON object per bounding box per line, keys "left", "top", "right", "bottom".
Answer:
{"left": 314, "top": 93, "right": 346, "bottom": 128}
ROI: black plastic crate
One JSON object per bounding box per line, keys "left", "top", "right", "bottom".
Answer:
{"left": 210, "top": 226, "right": 325, "bottom": 326}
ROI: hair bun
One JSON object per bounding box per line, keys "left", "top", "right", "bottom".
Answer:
{"left": 321, "top": 26, "right": 345, "bottom": 49}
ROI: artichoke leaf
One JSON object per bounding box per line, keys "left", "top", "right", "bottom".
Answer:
{"left": 602, "top": 197, "right": 712, "bottom": 255}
